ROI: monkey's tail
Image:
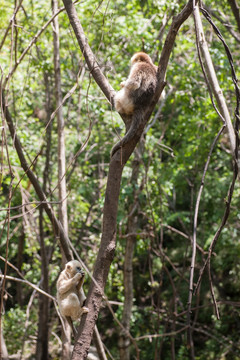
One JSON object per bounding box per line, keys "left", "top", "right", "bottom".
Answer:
{"left": 66, "top": 316, "right": 77, "bottom": 338}
{"left": 111, "top": 109, "right": 144, "bottom": 157}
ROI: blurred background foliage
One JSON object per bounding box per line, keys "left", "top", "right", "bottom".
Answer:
{"left": 0, "top": 0, "right": 240, "bottom": 358}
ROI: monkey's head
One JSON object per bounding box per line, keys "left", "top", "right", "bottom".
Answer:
{"left": 65, "top": 260, "right": 85, "bottom": 277}
{"left": 131, "top": 52, "right": 153, "bottom": 65}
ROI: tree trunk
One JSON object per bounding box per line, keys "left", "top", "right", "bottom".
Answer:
{"left": 52, "top": 0, "right": 72, "bottom": 357}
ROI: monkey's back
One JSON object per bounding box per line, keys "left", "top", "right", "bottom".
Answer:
{"left": 131, "top": 62, "right": 157, "bottom": 108}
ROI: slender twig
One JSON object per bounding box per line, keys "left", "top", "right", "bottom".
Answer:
{"left": 207, "top": 262, "right": 220, "bottom": 319}
{"left": 0, "top": 274, "right": 55, "bottom": 301}
{"left": 135, "top": 325, "right": 189, "bottom": 341}
{"left": 3, "top": 1, "right": 80, "bottom": 89}
{"left": 195, "top": 6, "right": 240, "bottom": 293}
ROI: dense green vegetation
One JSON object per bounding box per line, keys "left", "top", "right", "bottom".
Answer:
{"left": 0, "top": 0, "right": 240, "bottom": 359}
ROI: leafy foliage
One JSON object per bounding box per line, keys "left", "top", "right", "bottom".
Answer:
{"left": 0, "top": 0, "right": 240, "bottom": 359}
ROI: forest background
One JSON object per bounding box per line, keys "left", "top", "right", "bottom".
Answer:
{"left": 0, "top": 0, "right": 240, "bottom": 359}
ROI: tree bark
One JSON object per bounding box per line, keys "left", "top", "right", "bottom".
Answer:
{"left": 194, "top": 5, "right": 236, "bottom": 155}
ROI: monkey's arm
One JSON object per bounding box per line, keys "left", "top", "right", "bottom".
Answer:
{"left": 76, "top": 275, "right": 84, "bottom": 292}
{"left": 57, "top": 273, "right": 81, "bottom": 295}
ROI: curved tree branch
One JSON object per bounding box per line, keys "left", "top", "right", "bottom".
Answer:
{"left": 62, "top": 0, "right": 115, "bottom": 105}
{"left": 60, "top": 1, "right": 196, "bottom": 358}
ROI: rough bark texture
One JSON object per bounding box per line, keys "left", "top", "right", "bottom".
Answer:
{"left": 72, "top": 157, "right": 124, "bottom": 359}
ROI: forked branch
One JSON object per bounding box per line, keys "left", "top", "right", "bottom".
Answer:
{"left": 60, "top": 1, "right": 197, "bottom": 359}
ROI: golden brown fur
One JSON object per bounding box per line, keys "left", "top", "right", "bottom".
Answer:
{"left": 114, "top": 52, "right": 158, "bottom": 115}
{"left": 112, "top": 52, "right": 158, "bottom": 156}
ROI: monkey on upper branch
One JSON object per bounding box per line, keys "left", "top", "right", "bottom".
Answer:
{"left": 111, "top": 52, "right": 159, "bottom": 156}
{"left": 57, "top": 260, "right": 89, "bottom": 336}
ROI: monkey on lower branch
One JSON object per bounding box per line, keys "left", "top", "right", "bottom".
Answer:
{"left": 112, "top": 52, "right": 159, "bottom": 156}
{"left": 57, "top": 260, "right": 89, "bottom": 336}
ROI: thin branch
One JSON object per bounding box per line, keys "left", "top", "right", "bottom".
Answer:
{"left": 135, "top": 325, "right": 189, "bottom": 341}
{"left": 62, "top": 0, "right": 115, "bottom": 104}
{"left": 3, "top": 1, "right": 80, "bottom": 89}
{"left": 0, "top": 275, "right": 55, "bottom": 301}
{"left": 204, "top": 6, "right": 240, "bottom": 43}
{"left": 228, "top": 0, "right": 240, "bottom": 33}
{"left": 1, "top": 94, "right": 73, "bottom": 261}
{"left": 194, "top": 5, "right": 235, "bottom": 154}
{"left": 207, "top": 262, "right": 220, "bottom": 319}
{"left": 0, "top": 0, "right": 24, "bottom": 51}
{"left": 195, "top": 6, "right": 240, "bottom": 293}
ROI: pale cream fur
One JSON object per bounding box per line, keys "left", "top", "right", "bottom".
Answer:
{"left": 57, "top": 260, "right": 89, "bottom": 321}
